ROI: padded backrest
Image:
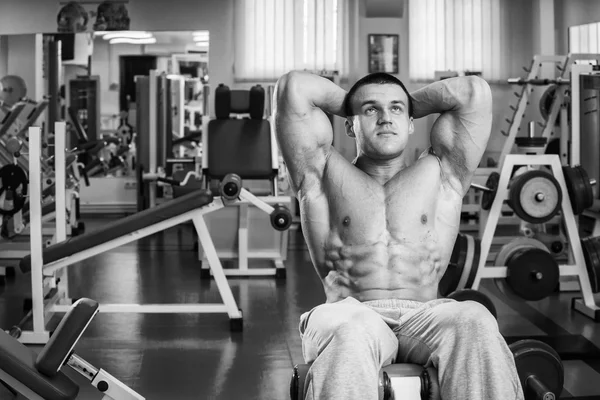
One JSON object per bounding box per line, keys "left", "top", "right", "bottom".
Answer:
{"left": 214, "top": 84, "right": 265, "bottom": 120}
{"left": 206, "top": 119, "right": 274, "bottom": 179}
{"left": 36, "top": 298, "right": 99, "bottom": 377}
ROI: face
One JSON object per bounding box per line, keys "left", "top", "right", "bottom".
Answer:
{"left": 345, "top": 83, "right": 414, "bottom": 160}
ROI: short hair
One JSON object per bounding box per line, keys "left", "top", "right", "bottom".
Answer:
{"left": 343, "top": 73, "right": 413, "bottom": 118}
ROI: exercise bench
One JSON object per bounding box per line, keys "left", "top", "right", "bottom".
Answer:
{"left": 0, "top": 298, "right": 144, "bottom": 400}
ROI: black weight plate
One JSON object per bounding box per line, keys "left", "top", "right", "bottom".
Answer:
{"left": 464, "top": 237, "right": 481, "bottom": 289}
{"left": 510, "top": 339, "right": 564, "bottom": 399}
{"left": 581, "top": 236, "right": 600, "bottom": 293}
{"left": 575, "top": 165, "right": 594, "bottom": 211}
{"left": 590, "top": 236, "right": 600, "bottom": 294}
{"left": 439, "top": 234, "right": 467, "bottom": 297}
{"left": 563, "top": 165, "right": 592, "bottom": 215}
{"left": 515, "top": 137, "right": 548, "bottom": 147}
{"left": 544, "top": 138, "right": 560, "bottom": 155}
{"left": 506, "top": 249, "right": 559, "bottom": 301}
{"left": 481, "top": 172, "right": 500, "bottom": 211}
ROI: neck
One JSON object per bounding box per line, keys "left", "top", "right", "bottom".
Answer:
{"left": 353, "top": 153, "right": 409, "bottom": 184}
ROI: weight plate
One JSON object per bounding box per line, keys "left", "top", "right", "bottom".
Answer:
{"left": 439, "top": 234, "right": 468, "bottom": 297}
{"left": 510, "top": 339, "right": 564, "bottom": 399}
{"left": 464, "top": 237, "right": 481, "bottom": 289}
{"left": 539, "top": 84, "right": 570, "bottom": 127}
{"left": 506, "top": 248, "right": 559, "bottom": 301}
{"left": 545, "top": 138, "right": 560, "bottom": 156}
{"left": 563, "top": 165, "right": 593, "bottom": 215}
{"left": 0, "top": 75, "right": 27, "bottom": 106}
{"left": 509, "top": 170, "right": 562, "bottom": 224}
{"left": 575, "top": 165, "right": 594, "bottom": 211}
{"left": 514, "top": 137, "right": 548, "bottom": 147}
{"left": 481, "top": 172, "right": 500, "bottom": 211}
{"left": 581, "top": 236, "right": 600, "bottom": 293}
{"left": 495, "top": 238, "right": 548, "bottom": 267}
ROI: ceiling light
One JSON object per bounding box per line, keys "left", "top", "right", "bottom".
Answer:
{"left": 109, "top": 37, "right": 157, "bottom": 45}
{"left": 103, "top": 31, "right": 153, "bottom": 40}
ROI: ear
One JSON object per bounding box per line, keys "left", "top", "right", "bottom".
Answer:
{"left": 345, "top": 118, "right": 355, "bottom": 138}
{"left": 408, "top": 117, "right": 414, "bottom": 135}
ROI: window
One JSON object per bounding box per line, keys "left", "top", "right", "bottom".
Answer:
{"left": 408, "top": 0, "right": 507, "bottom": 82}
{"left": 234, "top": 0, "right": 349, "bottom": 81}
{"left": 569, "top": 22, "right": 600, "bottom": 53}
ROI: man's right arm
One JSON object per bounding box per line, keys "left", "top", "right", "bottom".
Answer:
{"left": 273, "top": 71, "right": 347, "bottom": 197}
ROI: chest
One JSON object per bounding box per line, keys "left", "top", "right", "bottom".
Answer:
{"left": 323, "top": 163, "right": 451, "bottom": 243}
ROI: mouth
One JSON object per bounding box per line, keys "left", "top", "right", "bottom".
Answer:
{"left": 376, "top": 131, "right": 397, "bottom": 136}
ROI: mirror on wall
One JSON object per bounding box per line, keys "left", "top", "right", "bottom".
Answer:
{"left": 0, "top": 30, "right": 209, "bottom": 144}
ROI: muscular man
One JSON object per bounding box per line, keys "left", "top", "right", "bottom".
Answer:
{"left": 273, "top": 71, "right": 523, "bottom": 400}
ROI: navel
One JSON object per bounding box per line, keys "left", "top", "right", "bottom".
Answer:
{"left": 343, "top": 216, "right": 351, "bottom": 227}
{"left": 421, "top": 214, "right": 428, "bottom": 224}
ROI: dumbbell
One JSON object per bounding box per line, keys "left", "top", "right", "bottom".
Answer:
{"left": 446, "top": 288, "right": 498, "bottom": 319}
{"left": 377, "top": 339, "right": 563, "bottom": 400}
{"left": 511, "top": 339, "right": 564, "bottom": 400}
{"left": 270, "top": 204, "right": 292, "bottom": 231}
{"left": 220, "top": 173, "right": 242, "bottom": 201}
{"left": 378, "top": 364, "right": 440, "bottom": 400}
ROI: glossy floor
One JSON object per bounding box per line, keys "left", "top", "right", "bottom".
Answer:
{"left": 1, "top": 219, "right": 600, "bottom": 399}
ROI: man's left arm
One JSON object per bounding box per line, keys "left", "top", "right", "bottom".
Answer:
{"left": 411, "top": 76, "right": 493, "bottom": 195}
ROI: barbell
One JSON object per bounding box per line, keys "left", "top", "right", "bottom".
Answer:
{"left": 474, "top": 166, "right": 596, "bottom": 217}
{"left": 507, "top": 77, "right": 570, "bottom": 86}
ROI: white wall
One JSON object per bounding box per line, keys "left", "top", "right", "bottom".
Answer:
{"left": 555, "top": 0, "right": 600, "bottom": 54}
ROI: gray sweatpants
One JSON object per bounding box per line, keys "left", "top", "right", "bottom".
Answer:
{"left": 299, "top": 296, "right": 524, "bottom": 400}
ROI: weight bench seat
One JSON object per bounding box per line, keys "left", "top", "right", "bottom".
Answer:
{"left": 0, "top": 330, "right": 78, "bottom": 400}
{"left": 0, "top": 298, "right": 99, "bottom": 400}
{"left": 20, "top": 189, "right": 214, "bottom": 273}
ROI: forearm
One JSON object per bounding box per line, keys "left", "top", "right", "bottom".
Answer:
{"left": 274, "top": 71, "right": 347, "bottom": 118}
{"left": 410, "top": 76, "right": 491, "bottom": 119}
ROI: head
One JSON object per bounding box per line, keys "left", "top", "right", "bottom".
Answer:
{"left": 344, "top": 73, "right": 414, "bottom": 161}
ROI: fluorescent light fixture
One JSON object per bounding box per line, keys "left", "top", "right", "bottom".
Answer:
{"left": 103, "top": 31, "right": 153, "bottom": 40}
{"left": 109, "top": 37, "right": 157, "bottom": 45}
{"left": 192, "top": 31, "right": 209, "bottom": 36}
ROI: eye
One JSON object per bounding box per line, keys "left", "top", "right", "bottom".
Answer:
{"left": 391, "top": 105, "right": 403, "bottom": 113}
{"left": 365, "top": 107, "right": 377, "bottom": 115}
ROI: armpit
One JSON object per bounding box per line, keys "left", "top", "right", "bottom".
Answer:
{"left": 421, "top": 147, "right": 460, "bottom": 192}
{"left": 418, "top": 146, "right": 437, "bottom": 160}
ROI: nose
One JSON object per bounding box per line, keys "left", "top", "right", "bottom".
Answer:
{"left": 378, "top": 109, "right": 392, "bottom": 124}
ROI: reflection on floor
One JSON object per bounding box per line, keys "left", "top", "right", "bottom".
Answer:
{"left": 1, "top": 218, "right": 600, "bottom": 400}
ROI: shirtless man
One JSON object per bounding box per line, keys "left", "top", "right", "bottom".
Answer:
{"left": 273, "top": 71, "right": 524, "bottom": 400}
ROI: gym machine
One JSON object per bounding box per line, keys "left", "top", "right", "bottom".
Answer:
{"left": 12, "top": 120, "right": 294, "bottom": 343}
{"left": 0, "top": 298, "right": 145, "bottom": 400}
{"left": 500, "top": 53, "right": 600, "bottom": 166}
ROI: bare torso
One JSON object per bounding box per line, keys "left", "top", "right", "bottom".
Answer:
{"left": 300, "top": 149, "right": 463, "bottom": 303}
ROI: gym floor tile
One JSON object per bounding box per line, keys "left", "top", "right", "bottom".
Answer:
{"left": 563, "top": 360, "right": 600, "bottom": 396}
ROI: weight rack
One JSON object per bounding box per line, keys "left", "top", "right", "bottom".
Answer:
{"left": 471, "top": 153, "right": 600, "bottom": 321}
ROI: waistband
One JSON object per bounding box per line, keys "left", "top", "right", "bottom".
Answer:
{"left": 362, "top": 298, "right": 425, "bottom": 310}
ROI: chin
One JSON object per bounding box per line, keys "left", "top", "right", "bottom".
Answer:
{"left": 371, "top": 148, "right": 405, "bottom": 160}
